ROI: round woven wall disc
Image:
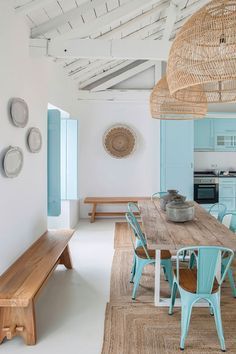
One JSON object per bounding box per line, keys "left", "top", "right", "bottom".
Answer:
{"left": 103, "top": 124, "right": 136, "bottom": 158}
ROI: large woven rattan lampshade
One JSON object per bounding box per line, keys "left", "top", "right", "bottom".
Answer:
{"left": 167, "top": 0, "right": 236, "bottom": 103}
{"left": 150, "top": 76, "right": 207, "bottom": 120}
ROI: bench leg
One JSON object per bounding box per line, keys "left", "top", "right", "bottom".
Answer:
{"left": 60, "top": 245, "right": 73, "bottom": 269}
{"left": 0, "top": 300, "right": 36, "bottom": 345}
{"left": 91, "top": 203, "right": 97, "bottom": 223}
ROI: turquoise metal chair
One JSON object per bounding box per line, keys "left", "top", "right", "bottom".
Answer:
{"left": 151, "top": 191, "right": 167, "bottom": 200}
{"left": 126, "top": 212, "right": 173, "bottom": 300}
{"left": 169, "top": 246, "right": 234, "bottom": 351}
{"left": 208, "top": 203, "right": 227, "bottom": 223}
{"left": 127, "top": 203, "right": 146, "bottom": 283}
{"left": 221, "top": 212, "right": 236, "bottom": 297}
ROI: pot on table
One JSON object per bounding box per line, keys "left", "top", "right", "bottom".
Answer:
{"left": 166, "top": 196, "right": 195, "bottom": 222}
{"left": 160, "top": 189, "right": 183, "bottom": 211}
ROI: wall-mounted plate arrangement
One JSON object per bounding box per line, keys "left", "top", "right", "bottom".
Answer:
{"left": 103, "top": 124, "right": 137, "bottom": 159}
{"left": 10, "top": 98, "right": 29, "bottom": 128}
{"left": 27, "top": 127, "right": 42, "bottom": 153}
{"left": 3, "top": 146, "right": 24, "bottom": 178}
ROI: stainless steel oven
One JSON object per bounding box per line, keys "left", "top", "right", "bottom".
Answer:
{"left": 194, "top": 177, "right": 219, "bottom": 204}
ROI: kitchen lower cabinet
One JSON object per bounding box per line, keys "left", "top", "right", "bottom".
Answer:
{"left": 219, "top": 178, "right": 236, "bottom": 211}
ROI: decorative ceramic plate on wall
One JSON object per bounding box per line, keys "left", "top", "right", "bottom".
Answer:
{"left": 103, "top": 124, "right": 137, "bottom": 158}
{"left": 27, "top": 127, "right": 42, "bottom": 153}
{"left": 10, "top": 98, "right": 29, "bottom": 128}
{"left": 3, "top": 146, "right": 24, "bottom": 178}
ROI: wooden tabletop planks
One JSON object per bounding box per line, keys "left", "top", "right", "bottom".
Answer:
{"left": 84, "top": 197, "right": 149, "bottom": 204}
{"left": 138, "top": 200, "right": 236, "bottom": 251}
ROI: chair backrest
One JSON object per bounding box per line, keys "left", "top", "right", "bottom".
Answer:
{"left": 125, "top": 212, "right": 150, "bottom": 259}
{"left": 176, "top": 246, "right": 234, "bottom": 294}
{"left": 151, "top": 192, "right": 167, "bottom": 200}
{"left": 127, "top": 203, "right": 144, "bottom": 239}
{"left": 208, "top": 203, "right": 227, "bottom": 223}
{"left": 222, "top": 212, "right": 236, "bottom": 232}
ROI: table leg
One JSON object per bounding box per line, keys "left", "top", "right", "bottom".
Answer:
{"left": 155, "top": 249, "right": 161, "bottom": 306}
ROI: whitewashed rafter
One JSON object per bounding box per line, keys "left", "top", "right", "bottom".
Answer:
{"left": 46, "top": 0, "right": 170, "bottom": 40}
{"left": 15, "top": 0, "right": 54, "bottom": 14}
{"left": 89, "top": 60, "right": 157, "bottom": 91}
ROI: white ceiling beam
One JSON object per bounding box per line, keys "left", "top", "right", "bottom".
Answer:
{"left": 15, "top": 0, "right": 54, "bottom": 14}
{"left": 94, "top": 2, "right": 169, "bottom": 40}
{"left": 46, "top": 38, "right": 171, "bottom": 60}
{"left": 90, "top": 60, "right": 156, "bottom": 92}
{"left": 31, "top": 0, "right": 107, "bottom": 38}
{"left": 78, "top": 89, "right": 151, "bottom": 101}
{"left": 71, "top": 60, "right": 117, "bottom": 81}
{"left": 44, "top": 0, "right": 170, "bottom": 40}
{"left": 79, "top": 60, "right": 132, "bottom": 88}
{"left": 162, "top": 1, "right": 179, "bottom": 41}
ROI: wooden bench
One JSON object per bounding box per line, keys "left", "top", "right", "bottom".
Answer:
{"left": 0, "top": 229, "right": 74, "bottom": 345}
{"left": 84, "top": 197, "right": 149, "bottom": 222}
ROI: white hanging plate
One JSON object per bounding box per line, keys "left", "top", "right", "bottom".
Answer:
{"left": 27, "top": 127, "right": 42, "bottom": 153}
{"left": 10, "top": 98, "right": 29, "bottom": 128}
{"left": 3, "top": 146, "right": 24, "bottom": 178}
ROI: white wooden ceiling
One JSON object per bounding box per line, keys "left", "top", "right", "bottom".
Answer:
{"left": 14, "top": 0, "right": 210, "bottom": 100}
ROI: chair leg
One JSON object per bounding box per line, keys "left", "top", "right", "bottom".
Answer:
{"left": 227, "top": 267, "right": 236, "bottom": 298}
{"left": 130, "top": 255, "right": 136, "bottom": 283}
{"left": 132, "top": 259, "right": 146, "bottom": 300}
{"left": 169, "top": 282, "right": 178, "bottom": 315}
{"left": 210, "top": 294, "right": 226, "bottom": 352}
{"left": 180, "top": 295, "right": 194, "bottom": 350}
{"left": 162, "top": 259, "right": 173, "bottom": 291}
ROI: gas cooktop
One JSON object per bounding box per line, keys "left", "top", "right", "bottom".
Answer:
{"left": 194, "top": 170, "right": 236, "bottom": 177}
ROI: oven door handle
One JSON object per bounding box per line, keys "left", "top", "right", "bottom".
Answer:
{"left": 197, "top": 185, "right": 217, "bottom": 188}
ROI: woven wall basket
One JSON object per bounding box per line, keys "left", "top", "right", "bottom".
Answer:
{"left": 150, "top": 76, "right": 207, "bottom": 119}
{"left": 103, "top": 124, "right": 137, "bottom": 159}
{"left": 167, "top": 0, "right": 236, "bottom": 103}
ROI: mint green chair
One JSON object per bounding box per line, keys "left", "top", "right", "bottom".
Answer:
{"left": 221, "top": 212, "right": 236, "bottom": 297}
{"left": 151, "top": 191, "right": 167, "bottom": 200}
{"left": 208, "top": 203, "right": 227, "bottom": 223}
{"left": 127, "top": 203, "right": 145, "bottom": 283}
{"left": 169, "top": 246, "right": 234, "bottom": 351}
{"left": 126, "top": 212, "right": 173, "bottom": 300}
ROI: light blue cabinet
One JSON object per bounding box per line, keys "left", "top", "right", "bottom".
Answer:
{"left": 161, "top": 120, "right": 194, "bottom": 200}
{"left": 194, "top": 116, "right": 236, "bottom": 151}
{"left": 194, "top": 119, "right": 214, "bottom": 151}
{"left": 219, "top": 178, "right": 236, "bottom": 212}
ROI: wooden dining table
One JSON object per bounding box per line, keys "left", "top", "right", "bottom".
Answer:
{"left": 138, "top": 199, "right": 236, "bottom": 307}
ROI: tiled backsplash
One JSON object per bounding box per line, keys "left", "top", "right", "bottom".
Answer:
{"left": 194, "top": 151, "right": 236, "bottom": 171}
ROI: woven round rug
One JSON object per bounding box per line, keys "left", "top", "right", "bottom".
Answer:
{"left": 103, "top": 124, "right": 136, "bottom": 159}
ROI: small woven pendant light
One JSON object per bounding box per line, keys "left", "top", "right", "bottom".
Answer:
{"left": 150, "top": 76, "right": 207, "bottom": 120}
{"left": 167, "top": 0, "right": 236, "bottom": 103}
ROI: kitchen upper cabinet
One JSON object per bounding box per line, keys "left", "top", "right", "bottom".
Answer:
{"left": 194, "top": 119, "right": 214, "bottom": 151}
{"left": 161, "top": 120, "right": 194, "bottom": 200}
{"left": 194, "top": 116, "right": 236, "bottom": 151}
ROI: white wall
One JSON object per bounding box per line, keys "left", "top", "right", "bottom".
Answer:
{"left": 78, "top": 100, "right": 160, "bottom": 218}
{"left": 194, "top": 151, "right": 236, "bottom": 171}
{"left": 0, "top": 1, "right": 79, "bottom": 273}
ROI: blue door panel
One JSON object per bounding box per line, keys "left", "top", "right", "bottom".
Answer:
{"left": 161, "top": 120, "right": 194, "bottom": 200}
{"left": 48, "top": 110, "right": 61, "bottom": 216}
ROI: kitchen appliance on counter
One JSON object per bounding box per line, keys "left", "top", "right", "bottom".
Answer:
{"left": 194, "top": 171, "right": 219, "bottom": 204}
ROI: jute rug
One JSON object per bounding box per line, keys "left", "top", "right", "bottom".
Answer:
{"left": 102, "top": 222, "right": 236, "bottom": 353}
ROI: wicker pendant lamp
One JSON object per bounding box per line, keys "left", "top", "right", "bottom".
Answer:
{"left": 167, "top": 0, "right": 236, "bottom": 103}
{"left": 150, "top": 76, "right": 207, "bottom": 120}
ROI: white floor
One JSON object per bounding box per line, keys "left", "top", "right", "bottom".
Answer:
{"left": 3, "top": 220, "right": 115, "bottom": 354}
